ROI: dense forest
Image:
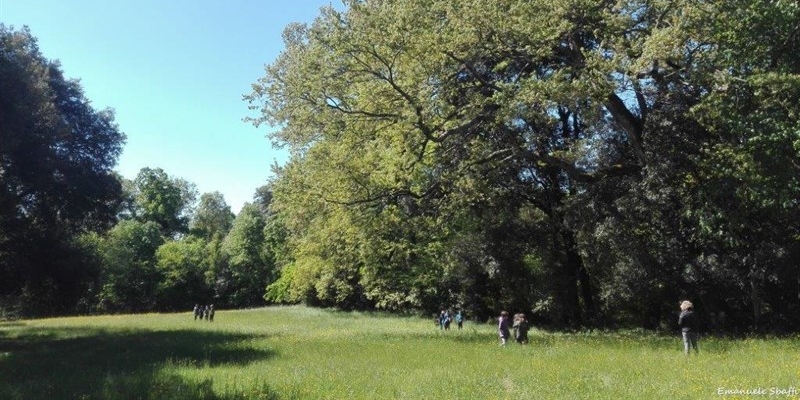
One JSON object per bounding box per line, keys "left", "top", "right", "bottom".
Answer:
{"left": 3, "top": 0, "right": 800, "bottom": 333}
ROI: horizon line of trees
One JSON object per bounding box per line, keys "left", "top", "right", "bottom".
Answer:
{"left": 4, "top": 0, "right": 800, "bottom": 334}
{"left": 1, "top": 25, "right": 279, "bottom": 318}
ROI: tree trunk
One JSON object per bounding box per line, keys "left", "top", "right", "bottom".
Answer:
{"left": 555, "top": 229, "right": 590, "bottom": 328}
{"left": 750, "top": 277, "right": 762, "bottom": 331}
{"left": 563, "top": 230, "right": 596, "bottom": 328}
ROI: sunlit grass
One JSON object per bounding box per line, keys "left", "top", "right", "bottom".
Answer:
{"left": 1, "top": 306, "right": 798, "bottom": 399}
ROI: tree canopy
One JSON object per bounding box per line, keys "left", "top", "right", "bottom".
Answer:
{"left": 247, "top": 0, "right": 800, "bottom": 331}
{"left": 0, "top": 25, "right": 125, "bottom": 314}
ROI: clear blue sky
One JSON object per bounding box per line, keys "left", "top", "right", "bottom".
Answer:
{"left": 1, "top": 0, "right": 337, "bottom": 213}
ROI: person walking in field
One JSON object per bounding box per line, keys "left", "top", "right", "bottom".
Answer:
{"left": 193, "top": 304, "right": 200, "bottom": 320}
{"left": 209, "top": 304, "right": 215, "bottom": 322}
{"left": 512, "top": 313, "right": 529, "bottom": 344}
{"left": 498, "top": 311, "right": 511, "bottom": 346}
{"left": 455, "top": 310, "right": 464, "bottom": 330}
{"left": 678, "top": 300, "right": 699, "bottom": 355}
{"left": 438, "top": 309, "right": 448, "bottom": 330}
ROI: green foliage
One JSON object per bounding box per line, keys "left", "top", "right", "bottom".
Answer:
{"left": 217, "top": 204, "right": 272, "bottom": 308}
{"left": 0, "top": 25, "right": 125, "bottom": 316}
{"left": 97, "top": 220, "right": 164, "bottom": 312}
{"left": 673, "top": 0, "right": 800, "bottom": 330}
{"left": 155, "top": 237, "right": 214, "bottom": 310}
{"left": 0, "top": 26, "right": 125, "bottom": 233}
{"left": 247, "top": 0, "right": 800, "bottom": 332}
{"left": 190, "top": 192, "right": 235, "bottom": 241}
{"left": 2, "top": 1, "right": 799, "bottom": 333}
{"left": 130, "top": 167, "right": 197, "bottom": 237}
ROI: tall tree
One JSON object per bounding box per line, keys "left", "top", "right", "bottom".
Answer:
{"left": 0, "top": 25, "right": 125, "bottom": 315}
{"left": 154, "top": 237, "right": 213, "bottom": 311}
{"left": 129, "top": 167, "right": 197, "bottom": 238}
{"left": 685, "top": 0, "right": 800, "bottom": 331}
{"left": 190, "top": 191, "right": 234, "bottom": 241}
{"left": 97, "top": 220, "right": 163, "bottom": 312}
{"left": 218, "top": 203, "right": 271, "bottom": 307}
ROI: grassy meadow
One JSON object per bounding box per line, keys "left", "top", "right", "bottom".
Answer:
{"left": 1, "top": 306, "right": 798, "bottom": 399}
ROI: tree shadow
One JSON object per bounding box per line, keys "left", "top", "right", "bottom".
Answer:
{"left": 0, "top": 327, "right": 280, "bottom": 399}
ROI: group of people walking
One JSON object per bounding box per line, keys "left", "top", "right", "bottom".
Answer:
{"left": 496, "top": 300, "right": 700, "bottom": 353}
{"left": 187, "top": 299, "right": 698, "bottom": 354}
{"left": 436, "top": 309, "right": 464, "bottom": 330}
{"left": 497, "top": 311, "right": 530, "bottom": 346}
{"left": 193, "top": 304, "right": 215, "bottom": 321}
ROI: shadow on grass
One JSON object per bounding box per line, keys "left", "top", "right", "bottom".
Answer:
{"left": 0, "top": 327, "right": 280, "bottom": 400}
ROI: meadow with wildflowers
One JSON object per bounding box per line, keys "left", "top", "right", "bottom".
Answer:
{"left": 1, "top": 306, "right": 798, "bottom": 399}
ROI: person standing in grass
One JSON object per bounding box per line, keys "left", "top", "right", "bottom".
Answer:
{"left": 679, "top": 300, "right": 699, "bottom": 355}
{"left": 498, "top": 311, "right": 511, "bottom": 346}
{"left": 455, "top": 310, "right": 464, "bottom": 330}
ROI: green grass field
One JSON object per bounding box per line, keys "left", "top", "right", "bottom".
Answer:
{"left": 1, "top": 306, "right": 798, "bottom": 399}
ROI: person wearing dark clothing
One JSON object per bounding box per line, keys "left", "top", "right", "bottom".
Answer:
{"left": 498, "top": 311, "right": 510, "bottom": 346}
{"left": 678, "top": 300, "right": 699, "bottom": 355}
{"left": 513, "top": 313, "right": 529, "bottom": 344}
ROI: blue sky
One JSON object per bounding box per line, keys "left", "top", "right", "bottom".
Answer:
{"left": 1, "top": 0, "right": 337, "bottom": 213}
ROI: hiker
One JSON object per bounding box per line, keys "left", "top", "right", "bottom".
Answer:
{"left": 209, "top": 304, "right": 215, "bottom": 322}
{"left": 443, "top": 309, "right": 452, "bottom": 330}
{"left": 498, "top": 311, "right": 510, "bottom": 346}
{"left": 455, "top": 310, "right": 464, "bottom": 330}
{"left": 193, "top": 304, "right": 200, "bottom": 320}
{"left": 512, "top": 313, "right": 529, "bottom": 344}
{"left": 678, "top": 300, "right": 699, "bottom": 355}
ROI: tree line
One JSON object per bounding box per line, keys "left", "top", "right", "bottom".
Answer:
{"left": 0, "top": 26, "right": 279, "bottom": 317}
{"left": 4, "top": 0, "right": 800, "bottom": 333}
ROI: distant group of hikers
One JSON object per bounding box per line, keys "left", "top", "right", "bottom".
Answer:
{"left": 193, "top": 304, "right": 215, "bottom": 321}
{"left": 436, "top": 309, "right": 465, "bottom": 330}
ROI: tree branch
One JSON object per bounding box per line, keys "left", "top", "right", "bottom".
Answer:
{"left": 605, "top": 93, "right": 646, "bottom": 164}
